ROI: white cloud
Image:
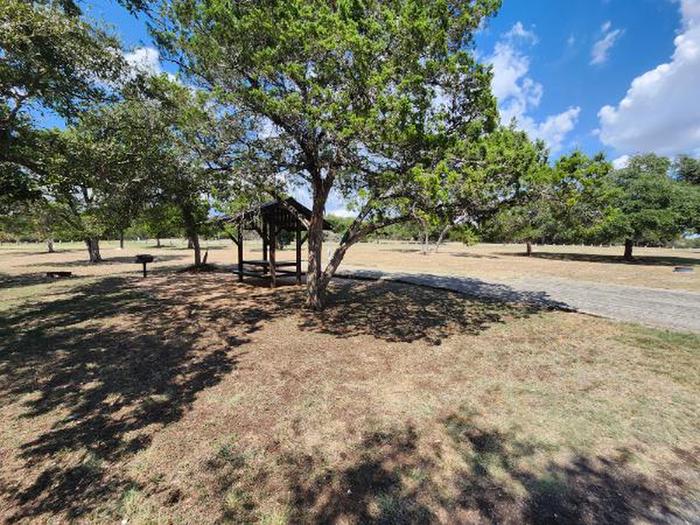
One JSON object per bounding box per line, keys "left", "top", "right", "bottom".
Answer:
{"left": 124, "top": 47, "right": 162, "bottom": 76}
{"left": 598, "top": 0, "right": 700, "bottom": 156}
{"left": 590, "top": 21, "right": 624, "bottom": 65}
{"left": 504, "top": 21, "right": 538, "bottom": 44}
{"left": 612, "top": 154, "right": 630, "bottom": 169}
{"left": 487, "top": 23, "right": 581, "bottom": 152}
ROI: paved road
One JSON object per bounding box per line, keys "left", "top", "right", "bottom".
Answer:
{"left": 337, "top": 267, "right": 700, "bottom": 333}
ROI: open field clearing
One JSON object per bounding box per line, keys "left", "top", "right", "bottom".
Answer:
{"left": 3, "top": 241, "right": 699, "bottom": 332}
{"left": 1, "top": 240, "right": 699, "bottom": 291}
{"left": 1, "top": 244, "right": 699, "bottom": 523}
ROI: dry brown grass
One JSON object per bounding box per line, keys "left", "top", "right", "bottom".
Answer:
{"left": 1, "top": 247, "right": 698, "bottom": 524}
{"left": 1, "top": 238, "right": 698, "bottom": 292}
{"left": 337, "top": 241, "right": 700, "bottom": 292}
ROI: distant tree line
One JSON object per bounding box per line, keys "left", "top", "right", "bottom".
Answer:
{"left": 327, "top": 151, "right": 700, "bottom": 260}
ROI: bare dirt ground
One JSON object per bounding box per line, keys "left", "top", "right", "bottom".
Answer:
{"left": 1, "top": 239, "right": 698, "bottom": 292}
{"left": 0, "top": 241, "right": 699, "bottom": 523}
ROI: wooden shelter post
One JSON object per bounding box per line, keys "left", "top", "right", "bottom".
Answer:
{"left": 262, "top": 222, "right": 269, "bottom": 263}
{"left": 237, "top": 224, "right": 243, "bottom": 282}
{"left": 296, "top": 226, "right": 302, "bottom": 284}
{"left": 269, "top": 222, "right": 276, "bottom": 288}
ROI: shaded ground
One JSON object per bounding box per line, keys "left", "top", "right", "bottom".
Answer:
{"left": 505, "top": 251, "right": 700, "bottom": 267}
{"left": 338, "top": 269, "right": 700, "bottom": 333}
{"left": 1, "top": 267, "right": 698, "bottom": 523}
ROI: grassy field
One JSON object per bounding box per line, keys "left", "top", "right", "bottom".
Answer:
{"left": 1, "top": 239, "right": 698, "bottom": 292}
{"left": 0, "top": 241, "right": 699, "bottom": 523}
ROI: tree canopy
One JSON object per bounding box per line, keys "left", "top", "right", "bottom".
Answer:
{"left": 148, "top": 0, "right": 502, "bottom": 307}
{"left": 1, "top": 0, "right": 124, "bottom": 203}
{"left": 611, "top": 153, "right": 699, "bottom": 259}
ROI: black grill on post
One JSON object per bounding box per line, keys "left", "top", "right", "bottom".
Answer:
{"left": 135, "top": 254, "right": 154, "bottom": 277}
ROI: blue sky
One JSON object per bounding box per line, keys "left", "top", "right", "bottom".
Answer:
{"left": 476, "top": 1, "right": 681, "bottom": 158}
{"left": 472, "top": 0, "right": 700, "bottom": 167}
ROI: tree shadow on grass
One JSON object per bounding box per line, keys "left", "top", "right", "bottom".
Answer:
{"left": 441, "top": 411, "right": 694, "bottom": 524}
{"left": 500, "top": 252, "right": 699, "bottom": 267}
{"left": 450, "top": 252, "right": 500, "bottom": 259}
{"left": 0, "top": 272, "right": 72, "bottom": 291}
{"left": 215, "top": 275, "right": 563, "bottom": 345}
{"left": 218, "top": 411, "right": 695, "bottom": 524}
{"left": 0, "top": 276, "right": 247, "bottom": 521}
{"left": 0, "top": 248, "right": 85, "bottom": 257}
{"left": 0, "top": 272, "right": 569, "bottom": 520}
{"left": 299, "top": 279, "right": 553, "bottom": 345}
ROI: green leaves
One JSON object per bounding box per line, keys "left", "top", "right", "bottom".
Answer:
{"left": 151, "top": 0, "right": 500, "bottom": 190}
{"left": 0, "top": 0, "right": 123, "bottom": 122}
{"left": 613, "top": 153, "right": 698, "bottom": 244}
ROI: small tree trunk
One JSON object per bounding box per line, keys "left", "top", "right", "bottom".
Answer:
{"left": 190, "top": 235, "right": 202, "bottom": 265}
{"left": 187, "top": 238, "right": 194, "bottom": 249}
{"left": 526, "top": 240, "right": 532, "bottom": 256}
{"left": 434, "top": 225, "right": 452, "bottom": 253}
{"left": 46, "top": 238, "right": 55, "bottom": 253}
{"left": 180, "top": 203, "right": 202, "bottom": 266}
{"left": 414, "top": 215, "right": 430, "bottom": 255}
{"left": 306, "top": 195, "right": 325, "bottom": 311}
{"left": 119, "top": 230, "right": 125, "bottom": 250}
{"left": 85, "top": 238, "right": 102, "bottom": 263}
{"left": 156, "top": 237, "right": 161, "bottom": 248}
{"left": 623, "top": 239, "right": 633, "bottom": 260}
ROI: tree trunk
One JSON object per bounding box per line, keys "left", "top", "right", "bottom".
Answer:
{"left": 422, "top": 231, "right": 430, "bottom": 254}
{"left": 189, "top": 234, "right": 202, "bottom": 266}
{"left": 85, "top": 238, "right": 102, "bottom": 263}
{"left": 414, "top": 214, "right": 430, "bottom": 255}
{"left": 187, "top": 238, "right": 194, "bottom": 249}
{"left": 156, "top": 237, "right": 161, "bottom": 248}
{"left": 434, "top": 225, "right": 452, "bottom": 253}
{"left": 46, "top": 238, "right": 55, "bottom": 253}
{"left": 623, "top": 239, "right": 633, "bottom": 260}
{"left": 306, "top": 194, "right": 325, "bottom": 311}
{"left": 181, "top": 204, "right": 202, "bottom": 266}
{"left": 526, "top": 240, "right": 532, "bottom": 256}
{"left": 119, "top": 230, "right": 125, "bottom": 250}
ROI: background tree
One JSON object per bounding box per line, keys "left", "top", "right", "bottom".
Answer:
{"left": 674, "top": 155, "right": 700, "bottom": 185}
{"left": 484, "top": 175, "right": 554, "bottom": 256}
{"left": 142, "top": 77, "right": 251, "bottom": 267}
{"left": 611, "top": 153, "right": 697, "bottom": 260}
{"left": 135, "top": 202, "right": 183, "bottom": 247}
{"left": 40, "top": 95, "right": 166, "bottom": 262}
{"left": 484, "top": 151, "right": 620, "bottom": 255}
{"left": 411, "top": 126, "right": 548, "bottom": 254}
{"left": 151, "top": 0, "right": 502, "bottom": 308}
{"left": 23, "top": 200, "right": 67, "bottom": 252}
{"left": 550, "top": 152, "right": 622, "bottom": 246}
